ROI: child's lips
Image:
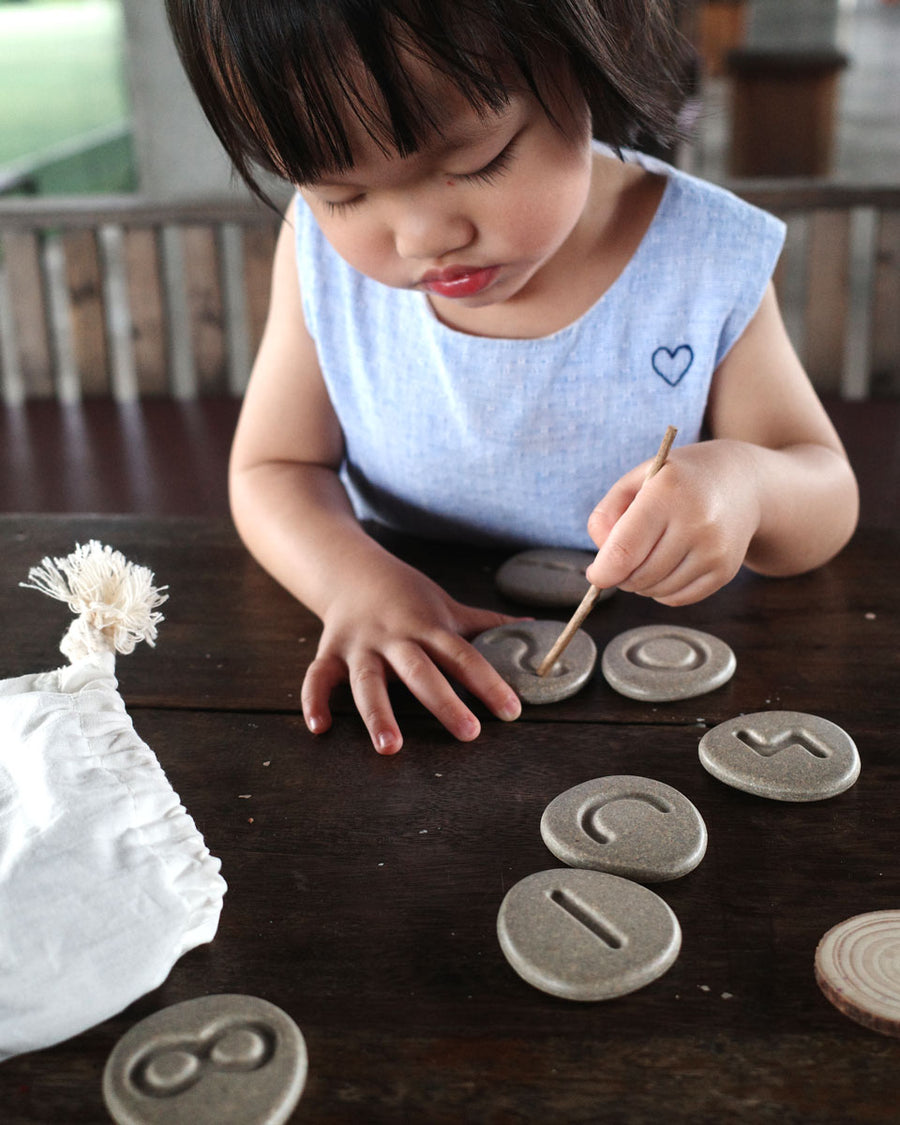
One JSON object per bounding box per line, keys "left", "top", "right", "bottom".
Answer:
{"left": 419, "top": 265, "right": 500, "bottom": 298}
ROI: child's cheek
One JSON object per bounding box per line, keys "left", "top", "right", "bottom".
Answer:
{"left": 320, "top": 222, "right": 391, "bottom": 283}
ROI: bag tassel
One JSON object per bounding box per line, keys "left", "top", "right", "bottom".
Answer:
{"left": 20, "top": 540, "right": 168, "bottom": 662}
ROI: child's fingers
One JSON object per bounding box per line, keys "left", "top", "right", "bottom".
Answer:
{"left": 627, "top": 546, "right": 696, "bottom": 593}
{"left": 301, "top": 652, "right": 344, "bottom": 735}
{"left": 651, "top": 569, "right": 723, "bottom": 607}
{"left": 426, "top": 631, "right": 522, "bottom": 723}
{"left": 586, "top": 476, "right": 640, "bottom": 550}
{"left": 455, "top": 606, "right": 533, "bottom": 644}
{"left": 644, "top": 547, "right": 743, "bottom": 605}
{"left": 347, "top": 654, "right": 404, "bottom": 755}
{"left": 585, "top": 496, "right": 668, "bottom": 590}
{"left": 585, "top": 466, "right": 664, "bottom": 587}
{"left": 384, "top": 639, "right": 483, "bottom": 743}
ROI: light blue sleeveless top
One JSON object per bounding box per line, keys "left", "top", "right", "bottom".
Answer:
{"left": 294, "top": 149, "right": 785, "bottom": 549}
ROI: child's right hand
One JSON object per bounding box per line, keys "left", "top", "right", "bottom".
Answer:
{"left": 301, "top": 554, "right": 524, "bottom": 754}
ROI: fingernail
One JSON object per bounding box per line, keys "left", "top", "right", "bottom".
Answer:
{"left": 498, "top": 696, "right": 521, "bottom": 722}
{"left": 376, "top": 731, "right": 399, "bottom": 754}
{"left": 459, "top": 716, "right": 481, "bottom": 741}
{"left": 307, "top": 715, "right": 324, "bottom": 734}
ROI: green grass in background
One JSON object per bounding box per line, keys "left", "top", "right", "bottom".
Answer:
{"left": 0, "top": 0, "right": 131, "bottom": 166}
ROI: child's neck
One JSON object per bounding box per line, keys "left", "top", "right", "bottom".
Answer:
{"left": 430, "top": 152, "right": 666, "bottom": 341}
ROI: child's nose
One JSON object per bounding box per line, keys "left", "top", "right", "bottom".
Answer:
{"left": 392, "top": 200, "right": 475, "bottom": 262}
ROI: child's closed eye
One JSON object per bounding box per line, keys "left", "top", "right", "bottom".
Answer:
{"left": 322, "top": 194, "right": 366, "bottom": 216}
{"left": 455, "top": 136, "right": 519, "bottom": 186}
{"left": 318, "top": 133, "right": 520, "bottom": 215}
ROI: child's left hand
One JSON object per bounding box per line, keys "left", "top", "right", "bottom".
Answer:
{"left": 584, "top": 439, "right": 762, "bottom": 605}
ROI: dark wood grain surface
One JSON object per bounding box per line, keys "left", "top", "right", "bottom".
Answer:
{"left": 0, "top": 515, "right": 895, "bottom": 726}
{"left": 1, "top": 515, "right": 899, "bottom": 1123}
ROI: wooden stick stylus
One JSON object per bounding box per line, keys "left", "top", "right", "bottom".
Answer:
{"left": 535, "top": 425, "right": 678, "bottom": 678}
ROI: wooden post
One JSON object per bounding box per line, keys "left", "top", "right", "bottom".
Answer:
{"left": 696, "top": 1, "right": 748, "bottom": 77}
{"left": 726, "top": 47, "right": 848, "bottom": 177}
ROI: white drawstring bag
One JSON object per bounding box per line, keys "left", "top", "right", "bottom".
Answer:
{"left": 0, "top": 542, "right": 226, "bottom": 1062}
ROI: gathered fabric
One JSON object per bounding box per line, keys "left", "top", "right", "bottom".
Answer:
{"left": 0, "top": 543, "right": 226, "bottom": 1062}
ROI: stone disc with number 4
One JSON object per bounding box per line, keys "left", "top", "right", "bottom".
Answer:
{"left": 699, "top": 711, "right": 860, "bottom": 801}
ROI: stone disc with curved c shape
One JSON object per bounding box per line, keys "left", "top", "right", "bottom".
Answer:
{"left": 815, "top": 911, "right": 900, "bottom": 1037}
{"left": 540, "top": 775, "right": 707, "bottom": 882}
{"left": 601, "top": 624, "right": 736, "bottom": 702}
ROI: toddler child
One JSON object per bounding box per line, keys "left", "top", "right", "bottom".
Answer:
{"left": 166, "top": 0, "right": 859, "bottom": 754}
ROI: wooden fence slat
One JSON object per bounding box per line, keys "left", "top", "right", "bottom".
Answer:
{"left": 182, "top": 223, "right": 227, "bottom": 396}
{"left": 242, "top": 223, "right": 278, "bottom": 362}
{"left": 842, "top": 208, "right": 878, "bottom": 401}
{"left": 2, "top": 230, "right": 53, "bottom": 398}
{"left": 220, "top": 222, "right": 252, "bottom": 395}
{"left": 733, "top": 182, "right": 900, "bottom": 213}
{"left": 0, "top": 245, "right": 24, "bottom": 404}
{"left": 872, "top": 209, "right": 900, "bottom": 396}
{"left": 63, "top": 228, "right": 110, "bottom": 396}
{"left": 43, "top": 235, "right": 80, "bottom": 402}
{"left": 160, "top": 225, "right": 194, "bottom": 399}
{"left": 123, "top": 226, "right": 168, "bottom": 396}
{"left": 805, "top": 209, "right": 851, "bottom": 395}
{"left": 98, "top": 224, "right": 138, "bottom": 402}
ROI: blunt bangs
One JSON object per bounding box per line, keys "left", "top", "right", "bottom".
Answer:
{"left": 165, "top": 0, "right": 691, "bottom": 204}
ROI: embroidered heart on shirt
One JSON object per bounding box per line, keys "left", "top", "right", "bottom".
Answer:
{"left": 652, "top": 345, "right": 694, "bottom": 386}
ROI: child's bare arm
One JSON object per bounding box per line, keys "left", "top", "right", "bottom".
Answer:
{"left": 585, "top": 283, "right": 859, "bottom": 604}
{"left": 229, "top": 211, "right": 522, "bottom": 753}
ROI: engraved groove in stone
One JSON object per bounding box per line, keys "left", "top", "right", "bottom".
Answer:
{"left": 735, "top": 727, "right": 831, "bottom": 759}
{"left": 485, "top": 627, "right": 568, "bottom": 677}
{"left": 209, "top": 1023, "right": 274, "bottom": 1070}
{"left": 139, "top": 1049, "right": 200, "bottom": 1096}
{"left": 517, "top": 557, "right": 585, "bottom": 573}
{"left": 548, "top": 888, "right": 625, "bottom": 949}
{"left": 130, "top": 1021, "right": 276, "bottom": 1099}
{"left": 475, "top": 620, "right": 596, "bottom": 703}
{"left": 579, "top": 793, "right": 673, "bottom": 845}
{"left": 626, "top": 635, "right": 705, "bottom": 671}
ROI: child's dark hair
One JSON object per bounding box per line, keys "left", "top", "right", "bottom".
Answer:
{"left": 165, "top": 0, "right": 691, "bottom": 204}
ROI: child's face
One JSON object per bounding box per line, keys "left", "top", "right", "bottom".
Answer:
{"left": 299, "top": 67, "right": 594, "bottom": 317}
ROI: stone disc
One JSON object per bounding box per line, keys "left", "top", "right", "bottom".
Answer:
{"left": 495, "top": 548, "right": 613, "bottom": 608}
{"left": 497, "top": 868, "right": 681, "bottom": 1001}
{"left": 103, "top": 994, "right": 307, "bottom": 1125}
{"left": 473, "top": 620, "right": 596, "bottom": 704}
{"left": 540, "top": 775, "right": 707, "bottom": 882}
{"left": 601, "top": 625, "right": 736, "bottom": 702}
{"left": 698, "top": 711, "right": 860, "bottom": 801}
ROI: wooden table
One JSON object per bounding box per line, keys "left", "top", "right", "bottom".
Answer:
{"left": 1, "top": 515, "right": 898, "bottom": 1124}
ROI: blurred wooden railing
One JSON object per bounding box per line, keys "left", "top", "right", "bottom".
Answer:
{"left": 734, "top": 181, "right": 900, "bottom": 399}
{"left": 0, "top": 197, "right": 280, "bottom": 404}
{"left": 0, "top": 182, "right": 898, "bottom": 405}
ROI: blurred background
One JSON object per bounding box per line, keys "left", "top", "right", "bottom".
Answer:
{"left": 1, "top": 0, "right": 135, "bottom": 197}
{"left": 1, "top": 0, "right": 898, "bottom": 200}
{"left": 0, "top": 0, "right": 897, "bottom": 519}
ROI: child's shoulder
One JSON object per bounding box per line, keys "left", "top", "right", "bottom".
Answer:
{"left": 614, "top": 145, "right": 785, "bottom": 249}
